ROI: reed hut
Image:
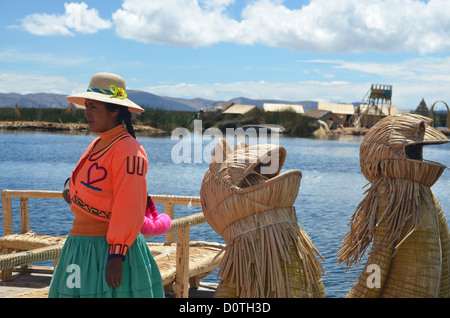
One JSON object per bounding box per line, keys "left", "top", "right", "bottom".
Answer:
{"left": 262, "top": 103, "right": 304, "bottom": 114}
{"left": 213, "top": 102, "right": 234, "bottom": 112}
{"left": 200, "top": 139, "right": 326, "bottom": 298}
{"left": 222, "top": 104, "right": 256, "bottom": 115}
{"left": 413, "top": 99, "right": 430, "bottom": 118}
{"left": 337, "top": 113, "right": 450, "bottom": 298}
{"left": 65, "top": 102, "right": 84, "bottom": 115}
{"left": 355, "top": 104, "right": 398, "bottom": 128}
{"left": 317, "top": 102, "right": 355, "bottom": 126}
{"left": 302, "top": 109, "right": 340, "bottom": 130}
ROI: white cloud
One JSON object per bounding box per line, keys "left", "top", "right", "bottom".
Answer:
{"left": 141, "top": 77, "right": 449, "bottom": 110}
{"left": 3, "top": 49, "right": 450, "bottom": 110}
{"left": 18, "top": 2, "right": 112, "bottom": 36}
{"left": 0, "top": 73, "right": 83, "bottom": 95}
{"left": 306, "top": 56, "right": 450, "bottom": 82}
{"left": 3, "top": 59, "right": 450, "bottom": 110}
{"left": 142, "top": 55, "right": 450, "bottom": 109}
{"left": 0, "top": 49, "right": 92, "bottom": 67}
{"left": 111, "top": 0, "right": 450, "bottom": 54}
{"left": 0, "top": 72, "right": 363, "bottom": 104}
{"left": 143, "top": 80, "right": 366, "bottom": 104}
{"left": 112, "top": 0, "right": 239, "bottom": 47}
{"left": 16, "top": 0, "right": 450, "bottom": 53}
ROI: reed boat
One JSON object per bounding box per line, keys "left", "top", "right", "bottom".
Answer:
{"left": 0, "top": 190, "right": 224, "bottom": 298}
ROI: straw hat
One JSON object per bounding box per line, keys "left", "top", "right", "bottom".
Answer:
{"left": 66, "top": 72, "right": 144, "bottom": 113}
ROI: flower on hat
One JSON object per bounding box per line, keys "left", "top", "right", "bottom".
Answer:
{"left": 110, "top": 85, "right": 127, "bottom": 100}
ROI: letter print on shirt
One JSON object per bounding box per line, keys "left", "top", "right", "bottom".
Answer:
{"left": 127, "top": 156, "right": 145, "bottom": 175}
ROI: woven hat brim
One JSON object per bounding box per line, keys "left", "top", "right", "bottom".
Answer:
{"left": 66, "top": 92, "right": 144, "bottom": 113}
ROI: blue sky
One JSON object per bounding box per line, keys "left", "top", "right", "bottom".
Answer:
{"left": 2, "top": 0, "right": 450, "bottom": 110}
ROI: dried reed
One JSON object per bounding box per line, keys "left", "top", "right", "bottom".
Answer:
{"left": 337, "top": 114, "right": 449, "bottom": 297}
{"left": 201, "top": 139, "right": 325, "bottom": 298}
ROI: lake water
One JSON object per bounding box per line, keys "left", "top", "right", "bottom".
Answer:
{"left": 0, "top": 129, "right": 448, "bottom": 298}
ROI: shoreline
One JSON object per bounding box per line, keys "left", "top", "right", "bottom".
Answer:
{"left": 313, "top": 126, "right": 369, "bottom": 137}
{"left": 313, "top": 126, "right": 450, "bottom": 137}
{"left": 1, "top": 120, "right": 449, "bottom": 137}
{"left": 0, "top": 120, "right": 166, "bottom": 135}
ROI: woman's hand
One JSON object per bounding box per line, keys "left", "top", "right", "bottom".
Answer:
{"left": 63, "top": 178, "right": 71, "bottom": 204}
{"left": 63, "top": 189, "right": 71, "bottom": 204}
{"left": 105, "top": 257, "right": 123, "bottom": 288}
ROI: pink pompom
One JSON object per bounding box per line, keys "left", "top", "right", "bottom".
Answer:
{"left": 141, "top": 196, "right": 172, "bottom": 236}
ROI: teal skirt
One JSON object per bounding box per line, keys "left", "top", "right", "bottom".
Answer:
{"left": 48, "top": 234, "right": 164, "bottom": 298}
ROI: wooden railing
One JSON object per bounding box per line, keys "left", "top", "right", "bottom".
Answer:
{"left": 0, "top": 189, "right": 207, "bottom": 298}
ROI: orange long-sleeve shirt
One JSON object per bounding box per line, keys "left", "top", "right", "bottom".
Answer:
{"left": 69, "top": 124, "right": 148, "bottom": 259}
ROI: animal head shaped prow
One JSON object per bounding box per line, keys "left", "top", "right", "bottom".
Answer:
{"left": 360, "top": 113, "right": 448, "bottom": 185}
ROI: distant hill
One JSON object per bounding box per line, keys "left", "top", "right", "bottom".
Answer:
{"left": 0, "top": 93, "right": 68, "bottom": 109}
{"left": 0, "top": 91, "right": 318, "bottom": 112}
{"left": 126, "top": 90, "right": 199, "bottom": 111}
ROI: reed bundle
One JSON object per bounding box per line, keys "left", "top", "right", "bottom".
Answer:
{"left": 337, "top": 114, "right": 449, "bottom": 297}
{"left": 200, "top": 139, "right": 325, "bottom": 298}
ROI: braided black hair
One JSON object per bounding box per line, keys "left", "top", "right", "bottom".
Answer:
{"left": 105, "top": 103, "right": 136, "bottom": 139}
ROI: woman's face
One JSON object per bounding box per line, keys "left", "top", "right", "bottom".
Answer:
{"left": 85, "top": 99, "right": 119, "bottom": 133}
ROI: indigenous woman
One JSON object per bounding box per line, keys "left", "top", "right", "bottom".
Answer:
{"left": 48, "top": 72, "right": 164, "bottom": 298}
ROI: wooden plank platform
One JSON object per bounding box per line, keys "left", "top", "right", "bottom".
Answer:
{"left": 1, "top": 241, "right": 223, "bottom": 298}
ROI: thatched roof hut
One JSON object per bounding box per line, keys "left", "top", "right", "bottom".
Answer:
{"left": 317, "top": 102, "right": 355, "bottom": 127}
{"left": 414, "top": 99, "right": 430, "bottom": 117}
{"left": 213, "top": 102, "right": 234, "bottom": 112}
{"left": 358, "top": 104, "right": 398, "bottom": 116}
{"left": 355, "top": 104, "right": 398, "bottom": 127}
{"left": 317, "top": 102, "right": 355, "bottom": 116}
{"left": 222, "top": 104, "right": 257, "bottom": 115}
{"left": 262, "top": 103, "right": 304, "bottom": 114}
{"left": 302, "top": 109, "right": 340, "bottom": 129}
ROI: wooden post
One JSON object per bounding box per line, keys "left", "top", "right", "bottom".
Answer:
{"left": 1, "top": 190, "right": 13, "bottom": 236}
{"left": 20, "top": 198, "right": 30, "bottom": 234}
{"left": 1, "top": 191, "right": 13, "bottom": 280}
{"left": 174, "top": 227, "right": 190, "bottom": 298}
{"left": 165, "top": 204, "right": 175, "bottom": 244}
